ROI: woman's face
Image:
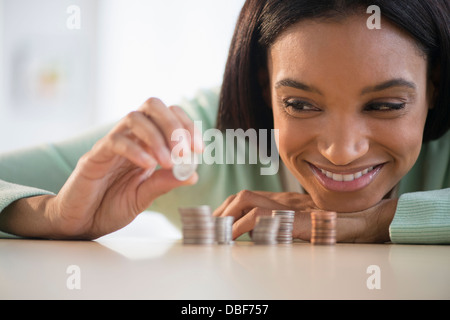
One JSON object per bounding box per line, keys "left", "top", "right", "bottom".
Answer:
{"left": 267, "top": 15, "right": 433, "bottom": 212}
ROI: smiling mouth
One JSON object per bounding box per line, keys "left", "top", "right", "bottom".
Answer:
{"left": 309, "top": 163, "right": 385, "bottom": 192}
{"left": 319, "top": 166, "right": 376, "bottom": 182}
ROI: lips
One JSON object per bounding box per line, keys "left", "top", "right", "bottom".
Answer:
{"left": 309, "top": 163, "right": 384, "bottom": 192}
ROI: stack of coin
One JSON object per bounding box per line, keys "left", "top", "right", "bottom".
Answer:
{"left": 214, "top": 216, "right": 234, "bottom": 244}
{"left": 272, "top": 210, "right": 295, "bottom": 244}
{"left": 252, "top": 216, "right": 280, "bottom": 245}
{"left": 179, "top": 206, "right": 215, "bottom": 244}
{"left": 310, "top": 211, "right": 337, "bottom": 245}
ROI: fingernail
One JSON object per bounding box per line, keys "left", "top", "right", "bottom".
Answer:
{"left": 140, "top": 152, "right": 156, "bottom": 167}
{"left": 194, "top": 132, "right": 204, "bottom": 153}
{"left": 160, "top": 148, "right": 173, "bottom": 167}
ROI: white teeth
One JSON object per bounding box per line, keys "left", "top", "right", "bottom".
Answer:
{"left": 343, "top": 174, "right": 354, "bottom": 182}
{"left": 320, "top": 166, "right": 376, "bottom": 182}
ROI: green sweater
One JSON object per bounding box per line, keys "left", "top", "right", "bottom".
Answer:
{"left": 1, "top": 88, "right": 449, "bottom": 243}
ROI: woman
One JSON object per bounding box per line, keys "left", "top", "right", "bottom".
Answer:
{"left": 0, "top": 0, "right": 449, "bottom": 243}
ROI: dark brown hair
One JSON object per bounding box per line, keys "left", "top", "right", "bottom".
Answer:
{"left": 217, "top": 0, "right": 450, "bottom": 142}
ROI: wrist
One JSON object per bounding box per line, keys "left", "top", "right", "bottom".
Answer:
{"left": 337, "top": 198, "right": 398, "bottom": 243}
{"left": 375, "top": 198, "right": 397, "bottom": 243}
{"left": 0, "top": 195, "right": 58, "bottom": 239}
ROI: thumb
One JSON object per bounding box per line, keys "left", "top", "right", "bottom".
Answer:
{"left": 136, "top": 168, "right": 198, "bottom": 209}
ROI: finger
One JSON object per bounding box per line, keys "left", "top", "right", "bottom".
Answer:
{"left": 90, "top": 130, "right": 158, "bottom": 171}
{"left": 139, "top": 98, "right": 191, "bottom": 153}
{"left": 232, "top": 207, "right": 272, "bottom": 240}
{"left": 169, "top": 105, "right": 204, "bottom": 153}
{"left": 219, "top": 190, "right": 289, "bottom": 221}
{"left": 123, "top": 111, "right": 173, "bottom": 168}
{"left": 212, "top": 194, "right": 236, "bottom": 217}
{"left": 252, "top": 191, "right": 313, "bottom": 208}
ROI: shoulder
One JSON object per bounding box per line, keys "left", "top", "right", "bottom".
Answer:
{"left": 399, "top": 130, "right": 450, "bottom": 194}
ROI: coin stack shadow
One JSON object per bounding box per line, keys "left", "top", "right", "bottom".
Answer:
{"left": 272, "top": 210, "right": 295, "bottom": 244}
{"left": 252, "top": 216, "right": 280, "bottom": 245}
{"left": 310, "top": 211, "right": 337, "bottom": 245}
{"left": 179, "top": 206, "right": 215, "bottom": 244}
{"left": 214, "top": 216, "right": 234, "bottom": 244}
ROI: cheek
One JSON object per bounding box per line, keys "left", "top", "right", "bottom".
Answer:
{"left": 273, "top": 114, "right": 320, "bottom": 186}
{"left": 380, "top": 102, "right": 429, "bottom": 174}
{"left": 379, "top": 119, "right": 424, "bottom": 175}
{"left": 273, "top": 110, "right": 309, "bottom": 161}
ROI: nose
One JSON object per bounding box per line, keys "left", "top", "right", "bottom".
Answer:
{"left": 317, "top": 116, "right": 370, "bottom": 166}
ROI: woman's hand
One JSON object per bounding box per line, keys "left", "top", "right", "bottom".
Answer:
{"left": 337, "top": 198, "right": 397, "bottom": 243}
{"left": 3, "top": 98, "right": 203, "bottom": 240}
{"left": 213, "top": 190, "right": 318, "bottom": 240}
{"left": 213, "top": 190, "right": 397, "bottom": 243}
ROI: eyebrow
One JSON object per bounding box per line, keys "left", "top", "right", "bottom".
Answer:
{"left": 360, "top": 78, "right": 417, "bottom": 94}
{"left": 274, "top": 79, "right": 323, "bottom": 95}
{"left": 275, "top": 78, "right": 417, "bottom": 95}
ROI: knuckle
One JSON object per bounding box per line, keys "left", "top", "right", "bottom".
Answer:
{"left": 143, "top": 97, "right": 164, "bottom": 108}
{"left": 168, "top": 104, "right": 181, "bottom": 112}
{"left": 124, "top": 111, "right": 141, "bottom": 125}
{"left": 249, "top": 207, "right": 266, "bottom": 220}
{"left": 77, "top": 152, "right": 91, "bottom": 168}
{"left": 236, "top": 190, "right": 253, "bottom": 201}
{"left": 169, "top": 105, "right": 187, "bottom": 117}
{"left": 223, "top": 194, "right": 237, "bottom": 206}
{"left": 106, "top": 132, "right": 130, "bottom": 155}
{"left": 106, "top": 131, "right": 121, "bottom": 146}
{"left": 165, "top": 117, "right": 182, "bottom": 131}
{"left": 252, "top": 206, "right": 264, "bottom": 215}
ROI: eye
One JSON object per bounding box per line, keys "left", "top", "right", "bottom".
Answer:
{"left": 364, "top": 102, "right": 406, "bottom": 112}
{"left": 282, "top": 99, "right": 320, "bottom": 112}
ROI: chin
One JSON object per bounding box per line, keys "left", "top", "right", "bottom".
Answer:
{"left": 307, "top": 188, "right": 386, "bottom": 213}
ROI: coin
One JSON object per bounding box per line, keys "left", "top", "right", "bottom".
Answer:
{"left": 173, "top": 162, "right": 198, "bottom": 181}
{"left": 311, "top": 210, "right": 337, "bottom": 220}
{"left": 215, "top": 216, "right": 234, "bottom": 244}
{"left": 172, "top": 153, "right": 198, "bottom": 181}
{"left": 252, "top": 216, "right": 280, "bottom": 245}
{"left": 179, "top": 206, "right": 215, "bottom": 245}
{"left": 272, "top": 210, "right": 295, "bottom": 244}
{"left": 310, "top": 211, "right": 337, "bottom": 245}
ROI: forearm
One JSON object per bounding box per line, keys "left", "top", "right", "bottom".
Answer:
{"left": 0, "top": 195, "right": 58, "bottom": 239}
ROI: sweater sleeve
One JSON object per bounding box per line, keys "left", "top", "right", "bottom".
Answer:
{"left": 0, "top": 123, "right": 112, "bottom": 216}
{"left": 390, "top": 188, "right": 450, "bottom": 244}
{"left": 390, "top": 131, "right": 450, "bottom": 244}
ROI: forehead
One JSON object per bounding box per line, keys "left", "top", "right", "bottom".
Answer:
{"left": 268, "top": 15, "right": 427, "bottom": 87}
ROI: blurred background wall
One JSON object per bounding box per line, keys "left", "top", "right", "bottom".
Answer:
{"left": 0, "top": 0, "right": 244, "bottom": 153}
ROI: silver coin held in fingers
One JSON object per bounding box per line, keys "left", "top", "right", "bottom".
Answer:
{"left": 172, "top": 153, "right": 198, "bottom": 181}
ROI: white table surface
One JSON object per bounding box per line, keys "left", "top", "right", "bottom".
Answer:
{"left": 1, "top": 212, "right": 449, "bottom": 300}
